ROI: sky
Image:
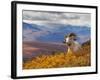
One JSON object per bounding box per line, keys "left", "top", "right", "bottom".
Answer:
{"left": 22, "top": 10, "right": 91, "bottom": 43}
{"left": 23, "top": 10, "right": 91, "bottom": 27}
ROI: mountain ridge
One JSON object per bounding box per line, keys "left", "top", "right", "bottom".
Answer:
{"left": 23, "top": 22, "right": 90, "bottom": 44}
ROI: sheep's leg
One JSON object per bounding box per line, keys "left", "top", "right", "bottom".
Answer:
{"left": 67, "top": 48, "right": 73, "bottom": 54}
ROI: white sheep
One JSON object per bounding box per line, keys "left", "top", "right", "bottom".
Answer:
{"left": 64, "top": 33, "right": 83, "bottom": 54}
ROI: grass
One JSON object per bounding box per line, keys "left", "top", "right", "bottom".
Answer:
{"left": 23, "top": 44, "right": 91, "bottom": 69}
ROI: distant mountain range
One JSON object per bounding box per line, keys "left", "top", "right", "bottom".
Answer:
{"left": 23, "top": 22, "right": 90, "bottom": 44}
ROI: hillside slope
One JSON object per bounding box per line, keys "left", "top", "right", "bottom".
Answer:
{"left": 23, "top": 41, "right": 91, "bottom": 69}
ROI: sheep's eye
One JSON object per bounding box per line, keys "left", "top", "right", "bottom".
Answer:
{"left": 74, "top": 38, "right": 77, "bottom": 40}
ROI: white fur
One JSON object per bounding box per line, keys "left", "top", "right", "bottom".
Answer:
{"left": 65, "top": 37, "right": 82, "bottom": 53}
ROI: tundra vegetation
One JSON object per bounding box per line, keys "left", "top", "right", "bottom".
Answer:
{"left": 23, "top": 41, "right": 90, "bottom": 69}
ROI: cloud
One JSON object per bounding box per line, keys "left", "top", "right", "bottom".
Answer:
{"left": 23, "top": 10, "right": 91, "bottom": 26}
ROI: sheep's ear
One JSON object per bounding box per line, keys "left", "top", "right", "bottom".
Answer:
{"left": 63, "top": 39, "right": 66, "bottom": 43}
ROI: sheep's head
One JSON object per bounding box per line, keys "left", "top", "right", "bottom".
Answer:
{"left": 65, "top": 33, "right": 77, "bottom": 46}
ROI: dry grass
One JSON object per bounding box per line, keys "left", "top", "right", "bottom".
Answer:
{"left": 23, "top": 44, "right": 91, "bottom": 69}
